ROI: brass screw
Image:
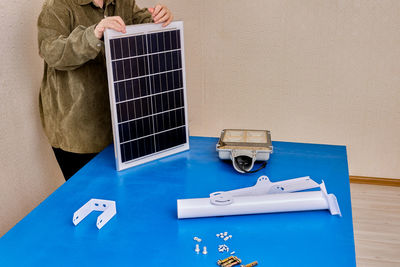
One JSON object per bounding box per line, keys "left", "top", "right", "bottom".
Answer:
{"left": 225, "top": 261, "right": 240, "bottom": 267}
{"left": 223, "top": 256, "right": 242, "bottom": 267}
{"left": 217, "top": 256, "right": 234, "bottom": 265}
{"left": 222, "top": 259, "right": 236, "bottom": 267}
{"left": 241, "top": 261, "right": 258, "bottom": 267}
{"left": 222, "top": 259, "right": 237, "bottom": 267}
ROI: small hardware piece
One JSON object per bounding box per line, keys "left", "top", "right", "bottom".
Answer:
{"left": 202, "top": 246, "right": 208, "bottom": 255}
{"left": 217, "top": 233, "right": 220, "bottom": 237}
{"left": 221, "top": 256, "right": 241, "bottom": 267}
{"left": 217, "top": 256, "right": 235, "bottom": 265}
{"left": 224, "top": 237, "right": 229, "bottom": 241}
{"left": 224, "top": 232, "right": 228, "bottom": 236}
{"left": 193, "top": 236, "right": 202, "bottom": 242}
{"left": 218, "top": 244, "right": 229, "bottom": 253}
{"left": 241, "top": 261, "right": 258, "bottom": 267}
{"left": 195, "top": 244, "right": 200, "bottom": 254}
{"left": 230, "top": 251, "right": 236, "bottom": 255}
{"left": 72, "top": 199, "right": 116, "bottom": 230}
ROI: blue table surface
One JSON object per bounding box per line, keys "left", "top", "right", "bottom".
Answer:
{"left": 0, "top": 137, "right": 356, "bottom": 266}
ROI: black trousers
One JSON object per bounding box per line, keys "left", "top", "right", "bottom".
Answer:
{"left": 52, "top": 147, "right": 98, "bottom": 181}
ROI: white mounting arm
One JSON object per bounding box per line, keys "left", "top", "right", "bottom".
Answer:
{"left": 177, "top": 176, "right": 341, "bottom": 219}
{"left": 73, "top": 199, "right": 117, "bottom": 229}
{"left": 210, "top": 176, "right": 319, "bottom": 205}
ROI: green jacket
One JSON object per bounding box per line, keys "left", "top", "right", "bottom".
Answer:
{"left": 38, "top": 0, "right": 152, "bottom": 153}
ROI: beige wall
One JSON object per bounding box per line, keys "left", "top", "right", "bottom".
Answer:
{"left": 0, "top": 0, "right": 399, "bottom": 236}
{"left": 0, "top": 1, "right": 64, "bottom": 237}
{"left": 141, "top": 0, "right": 400, "bottom": 178}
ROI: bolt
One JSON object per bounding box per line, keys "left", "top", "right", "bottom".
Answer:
{"left": 195, "top": 244, "right": 200, "bottom": 254}
{"left": 202, "top": 246, "right": 208, "bottom": 255}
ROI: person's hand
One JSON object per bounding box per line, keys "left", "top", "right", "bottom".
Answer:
{"left": 148, "top": 4, "right": 173, "bottom": 27}
{"left": 94, "top": 16, "right": 126, "bottom": 39}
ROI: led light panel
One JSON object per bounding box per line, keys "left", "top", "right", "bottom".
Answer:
{"left": 105, "top": 21, "right": 189, "bottom": 171}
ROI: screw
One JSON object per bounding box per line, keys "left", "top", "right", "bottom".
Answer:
{"left": 241, "top": 261, "right": 258, "bottom": 267}
{"left": 222, "top": 256, "right": 241, "bottom": 267}
{"left": 195, "top": 244, "right": 200, "bottom": 254}
{"left": 217, "top": 256, "right": 234, "bottom": 265}
{"left": 202, "top": 246, "right": 208, "bottom": 255}
{"left": 224, "top": 260, "right": 240, "bottom": 267}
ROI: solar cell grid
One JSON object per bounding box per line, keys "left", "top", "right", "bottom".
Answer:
{"left": 105, "top": 22, "right": 189, "bottom": 170}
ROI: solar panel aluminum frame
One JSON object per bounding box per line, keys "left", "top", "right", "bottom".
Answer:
{"left": 104, "top": 21, "right": 189, "bottom": 171}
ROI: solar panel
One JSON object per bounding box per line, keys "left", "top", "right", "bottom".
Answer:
{"left": 104, "top": 21, "right": 189, "bottom": 171}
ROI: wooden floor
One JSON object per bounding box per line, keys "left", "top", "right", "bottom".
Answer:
{"left": 350, "top": 183, "right": 400, "bottom": 266}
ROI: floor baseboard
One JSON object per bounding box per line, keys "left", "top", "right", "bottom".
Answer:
{"left": 349, "top": 176, "right": 400, "bottom": 187}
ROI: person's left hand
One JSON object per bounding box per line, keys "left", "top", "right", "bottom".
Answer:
{"left": 148, "top": 4, "right": 173, "bottom": 27}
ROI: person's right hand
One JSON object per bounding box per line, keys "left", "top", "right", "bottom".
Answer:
{"left": 94, "top": 16, "right": 126, "bottom": 39}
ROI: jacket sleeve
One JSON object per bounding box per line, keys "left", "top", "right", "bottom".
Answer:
{"left": 37, "top": 4, "right": 103, "bottom": 71}
{"left": 132, "top": 4, "right": 154, "bottom": 24}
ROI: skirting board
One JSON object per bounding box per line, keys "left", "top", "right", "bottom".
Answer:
{"left": 349, "top": 176, "right": 400, "bottom": 187}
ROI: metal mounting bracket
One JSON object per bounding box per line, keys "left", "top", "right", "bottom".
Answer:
{"left": 177, "top": 176, "right": 342, "bottom": 219}
{"left": 209, "top": 176, "right": 320, "bottom": 205}
{"left": 72, "top": 199, "right": 117, "bottom": 229}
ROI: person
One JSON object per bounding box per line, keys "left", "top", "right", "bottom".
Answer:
{"left": 37, "top": 0, "right": 173, "bottom": 180}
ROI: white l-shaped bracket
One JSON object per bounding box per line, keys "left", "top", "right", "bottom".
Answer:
{"left": 73, "top": 199, "right": 117, "bottom": 229}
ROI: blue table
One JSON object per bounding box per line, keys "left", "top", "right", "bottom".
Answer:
{"left": 0, "top": 137, "right": 356, "bottom": 266}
